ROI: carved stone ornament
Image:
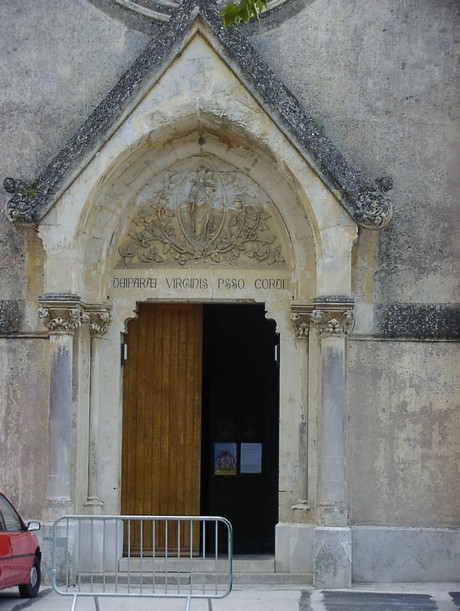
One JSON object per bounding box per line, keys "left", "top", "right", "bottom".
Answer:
{"left": 291, "top": 302, "right": 355, "bottom": 338}
{"left": 3, "top": 178, "right": 37, "bottom": 225}
{"left": 310, "top": 309, "right": 355, "bottom": 336}
{"left": 88, "top": 310, "right": 113, "bottom": 337}
{"left": 38, "top": 306, "right": 85, "bottom": 334}
{"left": 290, "top": 312, "right": 311, "bottom": 339}
{"left": 116, "top": 160, "right": 286, "bottom": 268}
{"left": 353, "top": 177, "right": 393, "bottom": 229}
{"left": 38, "top": 297, "right": 112, "bottom": 335}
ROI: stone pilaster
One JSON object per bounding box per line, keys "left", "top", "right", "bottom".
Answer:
{"left": 38, "top": 295, "right": 86, "bottom": 517}
{"left": 310, "top": 304, "right": 354, "bottom": 526}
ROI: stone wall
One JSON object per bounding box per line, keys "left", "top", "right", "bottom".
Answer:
{"left": 0, "top": 338, "right": 49, "bottom": 518}
{"left": 348, "top": 340, "right": 460, "bottom": 528}
{"left": 248, "top": 0, "right": 459, "bottom": 308}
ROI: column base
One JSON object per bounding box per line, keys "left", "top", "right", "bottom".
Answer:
{"left": 84, "top": 497, "right": 104, "bottom": 511}
{"left": 44, "top": 497, "right": 74, "bottom": 520}
{"left": 275, "top": 522, "right": 314, "bottom": 579}
{"left": 313, "top": 526, "right": 351, "bottom": 589}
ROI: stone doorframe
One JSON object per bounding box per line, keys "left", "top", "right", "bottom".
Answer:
{"left": 36, "top": 290, "right": 356, "bottom": 588}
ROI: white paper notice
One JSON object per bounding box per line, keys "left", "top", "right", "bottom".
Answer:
{"left": 240, "top": 443, "right": 262, "bottom": 474}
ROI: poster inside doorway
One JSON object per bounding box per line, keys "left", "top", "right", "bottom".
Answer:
{"left": 214, "top": 443, "right": 237, "bottom": 475}
{"left": 240, "top": 443, "right": 262, "bottom": 474}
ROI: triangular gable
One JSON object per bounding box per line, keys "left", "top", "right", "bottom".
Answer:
{"left": 3, "top": 0, "right": 393, "bottom": 229}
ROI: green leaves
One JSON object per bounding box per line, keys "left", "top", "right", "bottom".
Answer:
{"left": 219, "top": 0, "right": 267, "bottom": 28}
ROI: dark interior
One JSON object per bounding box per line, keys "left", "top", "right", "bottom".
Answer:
{"left": 201, "top": 304, "right": 280, "bottom": 554}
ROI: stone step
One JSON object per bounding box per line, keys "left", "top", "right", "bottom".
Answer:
{"left": 93, "top": 555, "right": 311, "bottom": 585}
{"left": 118, "top": 554, "right": 275, "bottom": 574}
{"left": 76, "top": 571, "right": 309, "bottom": 586}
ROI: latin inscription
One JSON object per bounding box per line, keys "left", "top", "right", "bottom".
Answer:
{"left": 111, "top": 276, "right": 285, "bottom": 291}
{"left": 112, "top": 277, "right": 157, "bottom": 288}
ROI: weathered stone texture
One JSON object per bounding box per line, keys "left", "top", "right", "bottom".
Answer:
{"left": 0, "top": 0, "right": 149, "bottom": 330}
{"left": 348, "top": 340, "right": 460, "bottom": 527}
{"left": 0, "top": 0, "right": 150, "bottom": 180}
{"left": 0, "top": 220, "right": 45, "bottom": 331}
{"left": 0, "top": 301, "right": 23, "bottom": 334}
{"left": 0, "top": 338, "right": 49, "bottom": 518}
{"left": 249, "top": 0, "right": 460, "bottom": 304}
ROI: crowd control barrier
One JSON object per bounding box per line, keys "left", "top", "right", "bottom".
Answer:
{"left": 52, "top": 514, "right": 233, "bottom": 610}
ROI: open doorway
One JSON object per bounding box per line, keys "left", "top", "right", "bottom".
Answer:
{"left": 121, "top": 302, "right": 279, "bottom": 556}
{"left": 201, "top": 304, "right": 279, "bottom": 554}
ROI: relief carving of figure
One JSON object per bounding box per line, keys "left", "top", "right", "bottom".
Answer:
{"left": 187, "top": 164, "right": 215, "bottom": 242}
{"left": 117, "top": 159, "right": 286, "bottom": 268}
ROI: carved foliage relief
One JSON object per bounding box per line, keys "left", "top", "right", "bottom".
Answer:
{"left": 115, "top": 159, "right": 287, "bottom": 268}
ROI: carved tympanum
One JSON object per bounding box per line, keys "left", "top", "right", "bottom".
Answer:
{"left": 116, "top": 161, "right": 286, "bottom": 268}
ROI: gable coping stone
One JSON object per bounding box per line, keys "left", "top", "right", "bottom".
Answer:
{"left": 3, "top": 0, "right": 393, "bottom": 230}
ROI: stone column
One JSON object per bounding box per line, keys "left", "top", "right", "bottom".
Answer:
{"left": 310, "top": 305, "right": 354, "bottom": 525}
{"left": 292, "top": 299, "right": 354, "bottom": 588}
{"left": 38, "top": 297, "right": 85, "bottom": 517}
{"left": 85, "top": 309, "right": 112, "bottom": 508}
{"left": 290, "top": 310, "right": 311, "bottom": 513}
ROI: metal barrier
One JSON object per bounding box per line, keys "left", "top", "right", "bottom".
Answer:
{"left": 52, "top": 515, "right": 233, "bottom": 610}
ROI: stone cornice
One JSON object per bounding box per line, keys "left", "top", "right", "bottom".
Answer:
{"left": 3, "top": 0, "right": 393, "bottom": 230}
{"left": 291, "top": 299, "right": 355, "bottom": 338}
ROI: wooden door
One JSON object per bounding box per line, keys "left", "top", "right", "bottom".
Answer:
{"left": 121, "top": 303, "right": 203, "bottom": 555}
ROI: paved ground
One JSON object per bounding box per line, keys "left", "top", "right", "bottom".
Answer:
{"left": 0, "top": 584, "right": 459, "bottom": 611}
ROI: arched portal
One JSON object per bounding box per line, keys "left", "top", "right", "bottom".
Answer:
{"left": 98, "top": 126, "right": 311, "bottom": 557}
{"left": 37, "top": 113, "right": 357, "bottom": 577}
{"left": 34, "top": 27, "right": 358, "bottom": 580}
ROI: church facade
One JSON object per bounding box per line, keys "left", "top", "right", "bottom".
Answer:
{"left": 1, "top": 0, "right": 458, "bottom": 587}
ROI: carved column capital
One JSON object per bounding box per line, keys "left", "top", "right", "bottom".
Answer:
{"left": 291, "top": 299, "right": 355, "bottom": 338}
{"left": 88, "top": 309, "right": 112, "bottom": 337}
{"left": 309, "top": 308, "right": 354, "bottom": 336}
{"left": 38, "top": 295, "right": 86, "bottom": 334}
{"left": 290, "top": 311, "right": 312, "bottom": 338}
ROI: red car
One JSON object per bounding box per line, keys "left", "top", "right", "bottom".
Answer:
{"left": 0, "top": 491, "right": 41, "bottom": 598}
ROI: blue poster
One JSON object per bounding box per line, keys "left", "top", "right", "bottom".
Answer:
{"left": 214, "top": 443, "right": 237, "bottom": 476}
